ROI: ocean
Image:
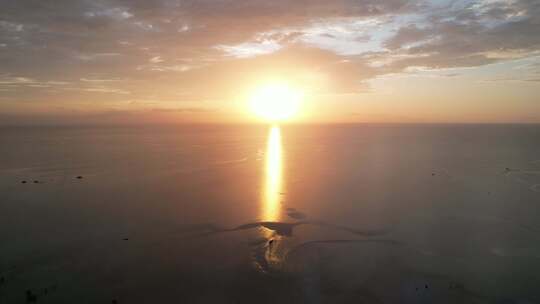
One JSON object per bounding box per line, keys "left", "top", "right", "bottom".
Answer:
{"left": 1, "top": 124, "right": 540, "bottom": 303}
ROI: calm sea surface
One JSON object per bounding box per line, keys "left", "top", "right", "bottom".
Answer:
{"left": 1, "top": 124, "right": 540, "bottom": 303}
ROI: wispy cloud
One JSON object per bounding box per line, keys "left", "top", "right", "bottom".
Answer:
{"left": 0, "top": 0, "right": 539, "bottom": 122}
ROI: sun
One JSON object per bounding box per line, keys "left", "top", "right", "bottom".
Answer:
{"left": 249, "top": 83, "right": 302, "bottom": 121}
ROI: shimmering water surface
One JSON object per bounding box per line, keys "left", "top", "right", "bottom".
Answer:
{"left": 1, "top": 124, "right": 540, "bottom": 303}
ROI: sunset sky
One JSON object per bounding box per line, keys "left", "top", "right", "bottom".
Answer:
{"left": 1, "top": 0, "right": 539, "bottom": 124}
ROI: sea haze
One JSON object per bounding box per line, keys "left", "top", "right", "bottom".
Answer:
{"left": 1, "top": 124, "right": 540, "bottom": 303}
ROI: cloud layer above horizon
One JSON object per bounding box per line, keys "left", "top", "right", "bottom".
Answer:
{"left": 1, "top": 0, "right": 539, "bottom": 123}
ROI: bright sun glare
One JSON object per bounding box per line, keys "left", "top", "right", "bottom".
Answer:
{"left": 249, "top": 83, "right": 302, "bottom": 121}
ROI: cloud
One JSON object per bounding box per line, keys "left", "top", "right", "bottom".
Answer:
{"left": 0, "top": 0, "right": 539, "bottom": 121}
{"left": 150, "top": 107, "right": 216, "bottom": 113}
{"left": 381, "top": 0, "right": 540, "bottom": 70}
{"left": 80, "top": 87, "right": 130, "bottom": 94}
{"left": 165, "top": 45, "right": 378, "bottom": 97}
{"left": 80, "top": 77, "right": 125, "bottom": 82}
{"left": 0, "top": 75, "right": 70, "bottom": 87}
{"left": 215, "top": 40, "right": 283, "bottom": 58}
{"left": 384, "top": 25, "right": 432, "bottom": 50}
{"left": 149, "top": 56, "right": 164, "bottom": 63}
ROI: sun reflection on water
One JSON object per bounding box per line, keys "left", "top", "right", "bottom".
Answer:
{"left": 262, "top": 125, "right": 283, "bottom": 222}
{"left": 255, "top": 125, "right": 285, "bottom": 270}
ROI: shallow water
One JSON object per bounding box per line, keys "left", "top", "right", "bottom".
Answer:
{"left": 1, "top": 124, "right": 540, "bottom": 303}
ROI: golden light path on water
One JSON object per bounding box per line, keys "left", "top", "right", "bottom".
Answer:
{"left": 262, "top": 125, "right": 283, "bottom": 222}
{"left": 256, "top": 125, "right": 285, "bottom": 270}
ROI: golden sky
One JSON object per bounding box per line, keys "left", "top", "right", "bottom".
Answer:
{"left": 1, "top": 0, "right": 539, "bottom": 124}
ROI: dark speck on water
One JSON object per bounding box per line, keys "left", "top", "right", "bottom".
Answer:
{"left": 21, "top": 180, "right": 27, "bottom": 184}
{"left": 26, "top": 290, "right": 37, "bottom": 303}
{"left": 287, "top": 210, "right": 307, "bottom": 220}
{"left": 33, "top": 180, "right": 39, "bottom": 184}
{"left": 123, "top": 238, "right": 129, "bottom": 241}
{"left": 76, "top": 176, "right": 83, "bottom": 179}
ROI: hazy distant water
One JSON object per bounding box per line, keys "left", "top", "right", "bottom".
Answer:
{"left": 1, "top": 124, "right": 540, "bottom": 303}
